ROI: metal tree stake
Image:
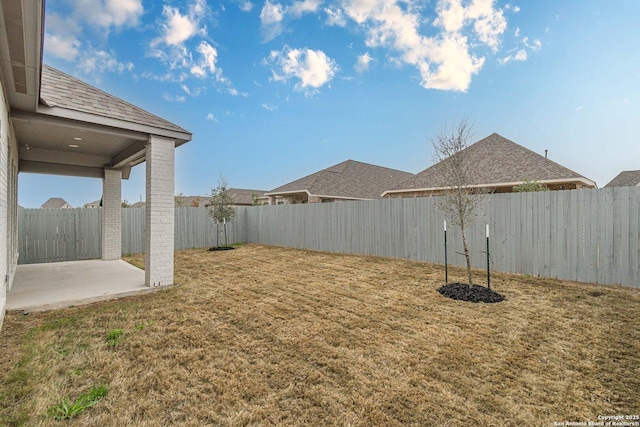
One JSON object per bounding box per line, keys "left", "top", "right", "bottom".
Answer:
{"left": 444, "top": 220, "right": 448, "bottom": 283}
{"left": 486, "top": 224, "right": 490, "bottom": 290}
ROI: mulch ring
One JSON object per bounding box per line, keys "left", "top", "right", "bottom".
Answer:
{"left": 437, "top": 282, "right": 505, "bottom": 303}
{"left": 209, "top": 246, "right": 235, "bottom": 251}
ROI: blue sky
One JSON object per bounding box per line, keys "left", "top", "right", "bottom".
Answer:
{"left": 18, "top": 0, "right": 640, "bottom": 208}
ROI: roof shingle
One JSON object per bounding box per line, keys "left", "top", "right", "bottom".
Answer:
{"left": 387, "top": 133, "right": 594, "bottom": 192}
{"left": 40, "top": 197, "right": 71, "bottom": 209}
{"left": 604, "top": 170, "right": 640, "bottom": 188}
{"left": 267, "top": 160, "right": 413, "bottom": 199}
{"left": 40, "top": 64, "right": 189, "bottom": 134}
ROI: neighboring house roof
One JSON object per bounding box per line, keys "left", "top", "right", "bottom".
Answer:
{"left": 41, "top": 198, "right": 72, "bottom": 209}
{"left": 604, "top": 170, "right": 640, "bottom": 188}
{"left": 130, "top": 201, "right": 146, "bottom": 208}
{"left": 175, "top": 196, "right": 208, "bottom": 207}
{"left": 175, "top": 189, "right": 266, "bottom": 207}
{"left": 84, "top": 200, "right": 101, "bottom": 208}
{"left": 266, "top": 160, "right": 414, "bottom": 200}
{"left": 40, "top": 65, "right": 189, "bottom": 135}
{"left": 229, "top": 188, "right": 266, "bottom": 205}
{"left": 383, "top": 133, "right": 596, "bottom": 196}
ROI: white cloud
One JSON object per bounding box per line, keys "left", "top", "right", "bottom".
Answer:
{"left": 240, "top": 0, "right": 254, "bottom": 12}
{"left": 325, "top": 8, "right": 346, "bottom": 26}
{"left": 190, "top": 41, "right": 219, "bottom": 78}
{"left": 267, "top": 47, "right": 338, "bottom": 93}
{"left": 498, "top": 36, "right": 541, "bottom": 64}
{"left": 180, "top": 84, "right": 203, "bottom": 96}
{"left": 435, "top": 0, "right": 507, "bottom": 51}
{"left": 576, "top": 105, "right": 584, "bottom": 111}
{"left": 262, "top": 102, "right": 278, "bottom": 111}
{"left": 77, "top": 49, "right": 134, "bottom": 81}
{"left": 260, "top": 0, "right": 284, "bottom": 41}
{"left": 104, "top": 0, "right": 144, "bottom": 26}
{"left": 287, "top": 0, "right": 322, "bottom": 18}
{"left": 66, "top": 0, "right": 143, "bottom": 29}
{"left": 325, "top": 0, "right": 510, "bottom": 91}
{"left": 45, "top": 33, "right": 81, "bottom": 60}
{"left": 161, "top": 4, "right": 200, "bottom": 46}
{"left": 146, "top": 0, "right": 240, "bottom": 93}
{"left": 260, "top": 0, "right": 323, "bottom": 41}
{"left": 422, "top": 33, "right": 484, "bottom": 90}
{"left": 505, "top": 4, "right": 520, "bottom": 13}
{"left": 355, "top": 52, "right": 373, "bottom": 73}
{"left": 162, "top": 93, "right": 187, "bottom": 102}
{"left": 206, "top": 113, "right": 219, "bottom": 122}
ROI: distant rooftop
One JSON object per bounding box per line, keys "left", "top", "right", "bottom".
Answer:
{"left": 41, "top": 197, "right": 71, "bottom": 209}
{"left": 267, "top": 160, "right": 413, "bottom": 200}
{"left": 604, "top": 170, "right": 640, "bottom": 188}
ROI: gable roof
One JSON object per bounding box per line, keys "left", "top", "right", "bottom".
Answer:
{"left": 266, "top": 160, "right": 413, "bottom": 200}
{"left": 40, "top": 65, "right": 189, "bottom": 136}
{"left": 41, "top": 198, "right": 71, "bottom": 209}
{"left": 175, "top": 196, "right": 208, "bottom": 208}
{"left": 384, "top": 133, "right": 595, "bottom": 195}
{"left": 604, "top": 170, "right": 640, "bottom": 188}
{"left": 229, "top": 188, "right": 266, "bottom": 205}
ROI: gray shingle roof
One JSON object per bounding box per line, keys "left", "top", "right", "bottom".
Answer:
{"left": 267, "top": 160, "right": 414, "bottom": 199}
{"left": 175, "top": 196, "right": 208, "bottom": 208}
{"left": 387, "top": 133, "right": 594, "bottom": 193}
{"left": 41, "top": 197, "right": 71, "bottom": 209}
{"left": 228, "top": 189, "right": 266, "bottom": 205}
{"left": 604, "top": 170, "right": 640, "bottom": 188}
{"left": 174, "top": 189, "right": 266, "bottom": 207}
{"left": 40, "top": 64, "right": 189, "bottom": 134}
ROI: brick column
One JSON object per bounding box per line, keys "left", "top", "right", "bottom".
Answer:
{"left": 102, "top": 169, "right": 122, "bottom": 260}
{"left": 145, "top": 136, "right": 175, "bottom": 287}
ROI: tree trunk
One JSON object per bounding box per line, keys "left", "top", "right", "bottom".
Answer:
{"left": 460, "top": 217, "right": 473, "bottom": 286}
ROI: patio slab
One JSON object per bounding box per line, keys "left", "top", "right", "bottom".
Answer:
{"left": 6, "top": 259, "right": 159, "bottom": 312}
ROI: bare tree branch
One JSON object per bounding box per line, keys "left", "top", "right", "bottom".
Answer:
{"left": 431, "top": 118, "right": 486, "bottom": 286}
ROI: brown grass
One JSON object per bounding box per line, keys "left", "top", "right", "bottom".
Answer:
{"left": 1, "top": 244, "right": 639, "bottom": 426}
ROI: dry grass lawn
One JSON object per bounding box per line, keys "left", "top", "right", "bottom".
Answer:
{"left": 1, "top": 244, "right": 639, "bottom": 426}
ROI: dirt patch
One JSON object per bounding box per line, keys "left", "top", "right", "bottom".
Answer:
{"left": 438, "top": 282, "right": 505, "bottom": 303}
{"left": 1, "top": 244, "right": 638, "bottom": 426}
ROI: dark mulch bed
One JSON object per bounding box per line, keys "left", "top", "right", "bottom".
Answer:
{"left": 437, "top": 282, "right": 505, "bottom": 303}
{"left": 209, "top": 246, "right": 235, "bottom": 251}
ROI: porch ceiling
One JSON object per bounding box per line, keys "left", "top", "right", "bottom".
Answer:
{"left": 0, "top": 0, "right": 191, "bottom": 180}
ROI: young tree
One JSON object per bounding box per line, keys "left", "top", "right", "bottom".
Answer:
{"left": 432, "top": 118, "right": 487, "bottom": 286}
{"left": 208, "top": 177, "right": 235, "bottom": 247}
{"left": 513, "top": 179, "right": 549, "bottom": 192}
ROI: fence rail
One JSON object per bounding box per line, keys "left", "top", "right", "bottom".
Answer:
{"left": 17, "top": 187, "right": 640, "bottom": 287}
{"left": 18, "top": 208, "right": 102, "bottom": 264}
{"left": 241, "top": 188, "right": 640, "bottom": 287}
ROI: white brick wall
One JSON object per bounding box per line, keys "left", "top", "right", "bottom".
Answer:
{"left": 0, "top": 82, "right": 18, "bottom": 328}
{"left": 102, "top": 169, "right": 122, "bottom": 260}
{"left": 145, "top": 136, "right": 175, "bottom": 287}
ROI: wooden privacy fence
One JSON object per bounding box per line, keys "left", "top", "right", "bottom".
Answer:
{"left": 120, "top": 207, "right": 247, "bottom": 255}
{"left": 18, "top": 207, "right": 246, "bottom": 264}
{"left": 18, "top": 208, "right": 102, "bottom": 264}
{"left": 241, "top": 187, "right": 640, "bottom": 287}
{"left": 17, "top": 187, "right": 640, "bottom": 287}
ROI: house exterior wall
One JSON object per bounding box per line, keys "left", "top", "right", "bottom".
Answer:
{"left": 102, "top": 169, "right": 122, "bottom": 260}
{"left": 0, "top": 82, "right": 19, "bottom": 328}
{"left": 145, "top": 136, "right": 175, "bottom": 287}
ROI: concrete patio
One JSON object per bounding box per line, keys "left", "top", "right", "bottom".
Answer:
{"left": 6, "top": 260, "right": 159, "bottom": 312}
